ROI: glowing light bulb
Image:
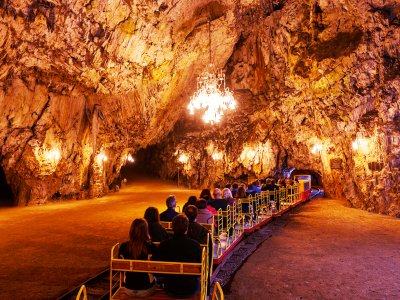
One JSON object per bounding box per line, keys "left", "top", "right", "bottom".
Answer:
{"left": 178, "top": 153, "right": 189, "bottom": 164}
{"left": 127, "top": 154, "right": 134, "bottom": 162}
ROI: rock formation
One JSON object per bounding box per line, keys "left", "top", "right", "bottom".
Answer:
{"left": 0, "top": 0, "right": 399, "bottom": 216}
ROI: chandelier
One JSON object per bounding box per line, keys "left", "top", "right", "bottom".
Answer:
{"left": 187, "top": 20, "right": 236, "bottom": 124}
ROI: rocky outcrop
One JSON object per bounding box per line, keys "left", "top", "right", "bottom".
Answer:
{"left": 0, "top": 0, "right": 399, "bottom": 216}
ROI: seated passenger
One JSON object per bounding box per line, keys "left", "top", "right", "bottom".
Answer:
{"left": 253, "top": 180, "right": 262, "bottom": 193}
{"left": 246, "top": 184, "right": 257, "bottom": 197}
{"left": 160, "top": 195, "right": 179, "bottom": 222}
{"left": 182, "top": 195, "right": 197, "bottom": 213}
{"left": 195, "top": 199, "right": 214, "bottom": 224}
{"left": 231, "top": 182, "right": 239, "bottom": 198}
{"left": 199, "top": 188, "right": 213, "bottom": 204}
{"left": 144, "top": 207, "right": 169, "bottom": 242}
{"left": 210, "top": 188, "right": 229, "bottom": 211}
{"left": 154, "top": 215, "right": 202, "bottom": 298}
{"left": 222, "top": 188, "right": 235, "bottom": 206}
{"left": 118, "top": 218, "right": 158, "bottom": 297}
{"left": 184, "top": 205, "right": 209, "bottom": 245}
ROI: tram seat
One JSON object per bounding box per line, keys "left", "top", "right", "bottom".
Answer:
{"left": 75, "top": 285, "right": 87, "bottom": 300}
{"left": 110, "top": 244, "right": 208, "bottom": 300}
{"left": 211, "top": 282, "right": 224, "bottom": 300}
{"left": 160, "top": 221, "right": 213, "bottom": 235}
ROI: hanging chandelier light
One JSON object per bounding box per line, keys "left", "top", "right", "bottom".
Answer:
{"left": 187, "top": 20, "right": 236, "bottom": 124}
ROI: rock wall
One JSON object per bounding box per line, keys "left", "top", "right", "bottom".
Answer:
{"left": 145, "top": 0, "right": 400, "bottom": 217}
{"left": 0, "top": 0, "right": 399, "bottom": 216}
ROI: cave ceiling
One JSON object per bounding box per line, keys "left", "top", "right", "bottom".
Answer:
{"left": 0, "top": 0, "right": 400, "bottom": 216}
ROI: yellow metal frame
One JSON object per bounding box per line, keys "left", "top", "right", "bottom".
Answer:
{"left": 211, "top": 282, "right": 225, "bottom": 300}
{"left": 110, "top": 244, "right": 208, "bottom": 300}
{"left": 75, "top": 285, "right": 87, "bottom": 300}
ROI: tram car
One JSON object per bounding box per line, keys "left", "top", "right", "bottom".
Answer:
{"left": 293, "top": 174, "right": 312, "bottom": 200}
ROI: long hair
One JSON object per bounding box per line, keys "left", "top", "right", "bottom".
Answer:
{"left": 144, "top": 207, "right": 160, "bottom": 223}
{"left": 128, "top": 218, "right": 150, "bottom": 259}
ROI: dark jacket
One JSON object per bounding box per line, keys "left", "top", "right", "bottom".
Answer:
{"left": 160, "top": 208, "right": 179, "bottom": 222}
{"left": 210, "top": 198, "right": 229, "bottom": 211}
{"left": 187, "top": 222, "right": 209, "bottom": 245}
{"left": 148, "top": 221, "right": 169, "bottom": 242}
{"left": 118, "top": 241, "right": 158, "bottom": 290}
{"left": 154, "top": 235, "right": 202, "bottom": 297}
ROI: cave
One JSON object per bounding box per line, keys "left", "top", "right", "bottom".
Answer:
{"left": 0, "top": 166, "right": 14, "bottom": 206}
{"left": 0, "top": 0, "right": 399, "bottom": 216}
{"left": 1, "top": 0, "right": 400, "bottom": 299}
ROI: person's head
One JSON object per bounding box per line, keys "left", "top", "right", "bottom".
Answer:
{"left": 247, "top": 184, "right": 254, "bottom": 190}
{"left": 195, "top": 198, "right": 207, "bottom": 209}
{"left": 225, "top": 183, "right": 232, "bottom": 190}
{"left": 232, "top": 183, "right": 239, "bottom": 189}
{"left": 237, "top": 186, "right": 247, "bottom": 198}
{"left": 222, "top": 188, "right": 233, "bottom": 199}
{"left": 187, "top": 195, "right": 197, "bottom": 205}
{"left": 144, "top": 207, "right": 160, "bottom": 223}
{"left": 128, "top": 218, "right": 150, "bottom": 258}
{"left": 166, "top": 195, "right": 177, "bottom": 209}
{"left": 213, "top": 188, "right": 221, "bottom": 199}
{"left": 184, "top": 205, "right": 198, "bottom": 222}
{"left": 172, "top": 214, "right": 189, "bottom": 236}
{"left": 200, "top": 189, "right": 212, "bottom": 200}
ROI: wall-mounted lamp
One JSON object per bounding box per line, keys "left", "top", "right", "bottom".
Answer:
{"left": 127, "top": 154, "right": 134, "bottom": 163}
{"left": 311, "top": 143, "right": 323, "bottom": 155}
{"left": 97, "top": 152, "right": 108, "bottom": 163}
{"left": 352, "top": 137, "right": 368, "bottom": 151}
{"left": 178, "top": 153, "right": 189, "bottom": 164}
{"left": 212, "top": 152, "right": 223, "bottom": 161}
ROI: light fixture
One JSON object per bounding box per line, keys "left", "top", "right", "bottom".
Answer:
{"left": 97, "top": 152, "right": 108, "bottom": 163}
{"left": 352, "top": 133, "right": 368, "bottom": 152}
{"left": 187, "top": 20, "right": 236, "bottom": 124}
{"left": 45, "top": 148, "right": 61, "bottom": 162}
{"left": 212, "top": 152, "right": 223, "bottom": 160}
{"left": 178, "top": 153, "right": 189, "bottom": 164}
{"left": 127, "top": 154, "right": 134, "bottom": 163}
{"left": 311, "top": 143, "right": 323, "bottom": 155}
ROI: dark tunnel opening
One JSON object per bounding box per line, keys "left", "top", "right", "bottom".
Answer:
{"left": 120, "top": 146, "right": 161, "bottom": 182}
{"left": 0, "top": 167, "right": 14, "bottom": 206}
{"left": 291, "top": 169, "right": 323, "bottom": 187}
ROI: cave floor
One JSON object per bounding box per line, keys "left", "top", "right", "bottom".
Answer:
{"left": 0, "top": 180, "right": 399, "bottom": 300}
{"left": 226, "top": 197, "right": 400, "bottom": 300}
{"left": 0, "top": 177, "right": 200, "bottom": 300}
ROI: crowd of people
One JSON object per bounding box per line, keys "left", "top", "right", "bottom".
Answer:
{"left": 118, "top": 178, "right": 296, "bottom": 298}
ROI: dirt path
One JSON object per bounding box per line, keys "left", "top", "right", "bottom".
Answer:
{"left": 226, "top": 197, "right": 400, "bottom": 300}
{"left": 0, "top": 177, "right": 200, "bottom": 300}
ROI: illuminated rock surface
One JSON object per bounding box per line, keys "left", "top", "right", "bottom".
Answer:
{"left": 0, "top": 0, "right": 399, "bottom": 215}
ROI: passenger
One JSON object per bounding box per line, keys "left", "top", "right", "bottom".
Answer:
{"left": 182, "top": 195, "right": 197, "bottom": 213}
{"left": 246, "top": 184, "right": 257, "bottom": 197}
{"left": 231, "top": 182, "right": 239, "bottom": 198}
{"left": 154, "top": 215, "right": 202, "bottom": 298}
{"left": 144, "top": 207, "right": 169, "bottom": 242}
{"left": 236, "top": 186, "right": 247, "bottom": 199}
{"left": 184, "top": 205, "right": 213, "bottom": 295}
{"left": 118, "top": 218, "right": 158, "bottom": 297}
{"left": 199, "top": 188, "right": 213, "bottom": 204}
{"left": 253, "top": 180, "right": 262, "bottom": 193}
{"left": 222, "top": 188, "right": 235, "bottom": 206}
{"left": 195, "top": 199, "right": 214, "bottom": 224}
{"left": 160, "top": 195, "right": 179, "bottom": 222}
{"left": 210, "top": 188, "right": 229, "bottom": 211}
{"left": 184, "top": 205, "right": 209, "bottom": 245}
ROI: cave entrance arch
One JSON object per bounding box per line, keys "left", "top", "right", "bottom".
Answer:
{"left": 120, "top": 146, "right": 161, "bottom": 182}
{"left": 291, "top": 169, "right": 322, "bottom": 188}
{"left": 0, "top": 166, "right": 14, "bottom": 206}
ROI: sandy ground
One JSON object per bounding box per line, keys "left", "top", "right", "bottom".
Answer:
{"left": 0, "top": 177, "right": 201, "bottom": 300}
{"left": 227, "top": 197, "right": 400, "bottom": 300}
